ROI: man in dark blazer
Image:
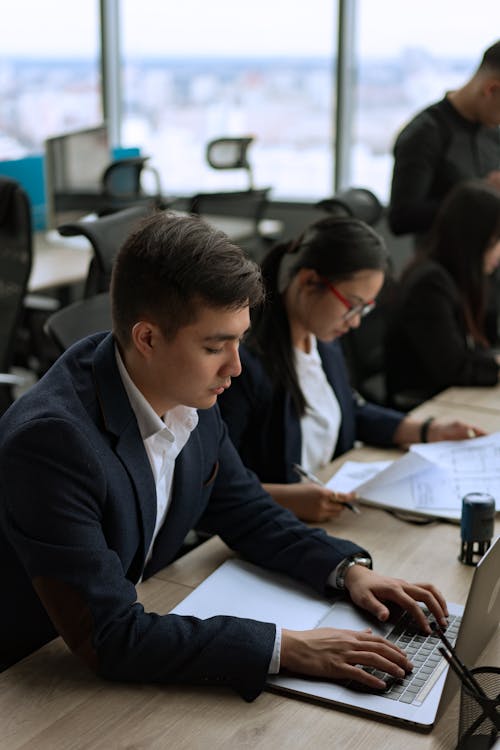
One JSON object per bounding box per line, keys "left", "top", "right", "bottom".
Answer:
{"left": 0, "top": 212, "right": 448, "bottom": 699}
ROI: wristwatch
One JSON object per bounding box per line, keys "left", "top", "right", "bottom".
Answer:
{"left": 335, "top": 555, "right": 372, "bottom": 590}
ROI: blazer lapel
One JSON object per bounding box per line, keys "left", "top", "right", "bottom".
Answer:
{"left": 93, "top": 335, "right": 157, "bottom": 579}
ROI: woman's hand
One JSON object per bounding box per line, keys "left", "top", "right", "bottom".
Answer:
{"left": 280, "top": 626, "right": 413, "bottom": 689}
{"left": 394, "top": 416, "right": 486, "bottom": 446}
{"left": 344, "top": 565, "right": 449, "bottom": 635}
{"left": 265, "top": 482, "right": 356, "bottom": 522}
{"left": 427, "top": 419, "right": 486, "bottom": 442}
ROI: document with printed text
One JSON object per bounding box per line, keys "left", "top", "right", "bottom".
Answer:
{"left": 327, "top": 432, "right": 500, "bottom": 521}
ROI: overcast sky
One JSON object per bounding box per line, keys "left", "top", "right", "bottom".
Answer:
{"left": 0, "top": 0, "right": 498, "bottom": 60}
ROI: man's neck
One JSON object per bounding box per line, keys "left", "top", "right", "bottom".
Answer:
{"left": 447, "top": 86, "right": 480, "bottom": 123}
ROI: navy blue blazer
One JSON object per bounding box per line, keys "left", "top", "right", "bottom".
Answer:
{"left": 0, "top": 333, "right": 366, "bottom": 699}
{"left": 219, "top": 340, "right": 404, "bottom": 484}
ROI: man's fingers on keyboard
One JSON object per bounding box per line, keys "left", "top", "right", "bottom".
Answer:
{"left": 354, "top": 632, "right": 411, "bottom": 665}
{"left": 353, "top": 650, "right": 407, "bottom": 679}
{"left": 415, "top": 582, "right": 449, "bottom": 619}
{"left": 343, "top": 664, "right": 389, "bottom": 691}
{"left": 405, "top": 585, "right": 448, "bottom": 628}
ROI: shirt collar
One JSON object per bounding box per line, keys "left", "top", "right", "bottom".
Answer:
{"left": 115, "top": 346, "right": 198, "bottom": 440}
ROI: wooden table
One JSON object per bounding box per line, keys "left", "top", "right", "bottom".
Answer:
{"left": 431, "top": 384, "right": 500, "bottom": 416}
{"left": 1, "top": 409, "right": 499, "bottom": 749}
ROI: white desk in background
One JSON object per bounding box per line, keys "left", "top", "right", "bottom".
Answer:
{"left": 29, "top": 231, "right": 92, "bottom": 293}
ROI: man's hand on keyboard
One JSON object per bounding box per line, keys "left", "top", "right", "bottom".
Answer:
{"left": 343, "top": 566, "right": 449, "bottom": 635}
{"left": 280, "top": 627, "right": 413, "bottom": 689}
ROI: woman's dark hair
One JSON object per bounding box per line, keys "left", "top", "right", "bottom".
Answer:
{"left": 245, "top": 216, "right": 389, "bottom": 416}
{"left": 111, "top": 211, "right": 264, "bottom": 348}
{"left": 425, "top": 180, "right": 500, "bottom": 346}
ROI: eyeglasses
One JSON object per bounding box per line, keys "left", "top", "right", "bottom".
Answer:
{"left": 320, "top": 278, "right": 376, "bottom": 321}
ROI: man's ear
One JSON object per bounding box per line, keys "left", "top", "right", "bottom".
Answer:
{"left": 484, "top": 78, "right": 500, "bottom": 98}
{"left": 131, "top": 320, "right": 159, "bottom": 359}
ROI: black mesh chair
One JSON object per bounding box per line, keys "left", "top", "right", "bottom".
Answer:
{"left": 205, "top": 136, "right": 255, "bottom": 189}
{"left": 317, "top": 187, "right": 383, "bottom": 226}
{"left": 100, "top": 156, "right": 166, "bottom": 215}
{"left": 189, "top": 188, "right": 271, "bottom": 262}
{"left": 44, "top": 292, "right": 112, "bottom": 354}
{"left": 58, "top": 204, "right": 153, "bottom": 297}
{"left": 0, "top": 177, "right": 34, "bottom": 413}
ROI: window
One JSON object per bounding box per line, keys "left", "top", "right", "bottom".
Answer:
{"left": 352, "top": 0, "right": 499, "bottom": 203}
{"left": 0, "top": 0, "right": 101, "bottom": 159}
{"left": 122, "top": 0, "right": 338, "bottom": 199}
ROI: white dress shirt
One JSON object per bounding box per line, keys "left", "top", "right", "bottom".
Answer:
{"left": 115, "top": 349, "right": 198, "bottom": 570}
{"left": 295, "top": 335, "right": 341, "bottom": 472}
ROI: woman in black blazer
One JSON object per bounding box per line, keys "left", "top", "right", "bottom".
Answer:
{"left": 386, "top": 180, "right": 500, "bottom": 404}
{"left": 219, "top": 217, "right": 479, "bottom": 523}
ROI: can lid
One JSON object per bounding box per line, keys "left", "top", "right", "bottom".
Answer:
{"left": 462, "top": 492, "right": 495, "bottom": 506}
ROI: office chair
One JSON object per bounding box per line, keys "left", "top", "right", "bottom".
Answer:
{"left": 259, "top": 200, "right": 332, "bottom": 244}
{"left": 205, "top": 136, "right": 256, "bottom": 189}
{"left": 0, "top": 177, "right": 35, "bottom": 413}
{"left": 58, "top": 204, "right": 153, "bottom": 297}
{"left": 189, "top": 188, "right": 271, "bottom": 262}
{"left": 44, "top": 292, "right": 112, "bottom": 353}
{"left": 100, "top": 156, "right": 167, "bottom": 215}
{"left": 317, "top": 187, "right": 383, "bottom": 226}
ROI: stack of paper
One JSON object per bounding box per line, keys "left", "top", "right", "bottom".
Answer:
{"left": 327, "top": 432, "right": 500, "bottom": 521}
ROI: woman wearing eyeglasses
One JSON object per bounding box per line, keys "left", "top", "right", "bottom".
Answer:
{"left": 218, "top": 216, "right": 481, "bottom": 523}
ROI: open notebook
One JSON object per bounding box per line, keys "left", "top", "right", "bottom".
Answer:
{"left": 172, "top": 537, "right": 500, "bottom": 731}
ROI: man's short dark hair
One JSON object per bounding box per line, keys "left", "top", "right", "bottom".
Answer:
{"left": 111, "top": 211, "right": 264, "bottom": 347}
{"left": 479, "top": 40, "right": 500, "bottom": 73}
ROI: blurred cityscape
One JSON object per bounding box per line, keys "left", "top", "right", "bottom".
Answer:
{"left": 0, "top": 51, "right": 473, "bottom": 203}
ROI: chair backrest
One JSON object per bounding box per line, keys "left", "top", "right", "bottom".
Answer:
{"left": 189, "top": 188, "right": 270, "bottom": 226}
{"left": 102, "top": 156, "right": 161, "bottom": 208}
{"left": 205, "top": 137, "right": 255, "bottom": 189}
{"left": 45, "top": 292, "right": 112, "bottom": 353}
{"left": 317, "top": 187, "right": 383, "bottom": 227}
{"left": 260, "top": 200, "right": 332, "bottom": 243}
{"left": 58, "top": 204, "right": 152, "bottom": 297}
{"left": 0, "top": 178, "right": 32, "bottom": 374}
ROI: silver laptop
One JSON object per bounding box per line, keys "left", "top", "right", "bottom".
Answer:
{"left": 172, "top": 536, "right": 500, "bottom": 731}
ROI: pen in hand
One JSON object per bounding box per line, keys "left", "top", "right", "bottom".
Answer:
{"left": 292, "top": 464, "right": 361, "bottom": 515}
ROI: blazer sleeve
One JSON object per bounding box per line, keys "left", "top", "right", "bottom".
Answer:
{"left": 353, "top": 394, "right": 405, "bottom": 448}
{"left": 1, "top": 414, "right": 366, "bottom": 702}
{"left": 197, "top": 416, "right": 367, "bottom": 593}
{"left": 395, "top": 270, "right": 499, "bottom": 388}
{"left": 0, "top": 417, "right": 276, "bottom": 701}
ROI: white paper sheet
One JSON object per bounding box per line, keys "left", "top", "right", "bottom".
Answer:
{"left": 325, "top": 432, "right": 500, "bottom": 521}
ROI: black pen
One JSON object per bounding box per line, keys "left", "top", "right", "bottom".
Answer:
{"left": 292, "top": 463, "right": 361, "bottom": 514}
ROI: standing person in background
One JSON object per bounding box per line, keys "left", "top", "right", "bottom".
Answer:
{"left": 386, "top": 180, "right": 500, "bottom": 404}
{"left": 218, "top": 217, "right": 482, "bottom": 524}
{"left": 388, "top": 39, "right": 500, "bottom": 246}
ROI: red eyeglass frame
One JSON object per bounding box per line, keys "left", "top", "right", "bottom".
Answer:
{"left": 320, "top": 278, "right": 376, "bottom": 320}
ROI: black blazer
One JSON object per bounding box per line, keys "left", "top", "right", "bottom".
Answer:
{"left": 0, "top": 333, "right": 366, "bottom": 699}
{"left": 386, "top": 260, "right": 499, "bottom": 400}
{"left": 218, "top": 339, "right": 404, "bottom": 484}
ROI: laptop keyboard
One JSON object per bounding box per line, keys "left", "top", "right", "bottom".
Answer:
{"left": 360, "top": 612, "right": 462, "bottom": 706}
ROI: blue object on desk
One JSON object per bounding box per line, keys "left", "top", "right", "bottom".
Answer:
{"left": 0, "top": 155, "right": 46, "bottom": 229}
